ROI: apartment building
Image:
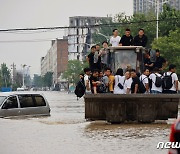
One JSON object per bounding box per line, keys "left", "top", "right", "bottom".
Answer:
{"left": 41, "top": 38, "right": 68, "bottom": 84}
{"left": 68, "top": 16, "right": 112, "bottom": 61}
{"left": 133, "top": 0, "right": 180, "bottom": 14}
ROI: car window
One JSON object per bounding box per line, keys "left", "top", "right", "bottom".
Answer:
{"left": 34, "top": 95, "right": 46, "bottom": 106}
{"left": 0, "top": 96, "right": 6, "bottom": 106}
{"left": 2, "top": 96, "right": 18, "bottom": 109}
{"left": 18, "top": 95, "right": 35, "bottom": 108}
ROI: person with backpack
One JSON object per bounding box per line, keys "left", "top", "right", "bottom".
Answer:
{"left": 74, "top": 74, "right": 85, "bottom": 99}
{"left": 97, "top": 71, "right": 107, "bottom": 93}
{"left": 139, "top": 68, "right": 150, "bottom": 94}
{"left": 114, "top": 68, "right": 125, "bottom": 94}
{"left": 83, "top": 68, "right": 91, "bottom": 94}
{"left": 149, "top": 67, "right": 163, "bottom": 94}
{"left": 130, "top": 69, "right": 140, "bottom": 94}
{"left": 162, "top": 64, "right": 178, "bottom": 94}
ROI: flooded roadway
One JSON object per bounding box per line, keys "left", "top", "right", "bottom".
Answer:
{"left": 0, "top": 91, "right": 179, "bottom": 154}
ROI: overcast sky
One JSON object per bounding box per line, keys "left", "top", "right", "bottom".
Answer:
{"left": 0, "top": 0, "right": 133, "bottom": 76}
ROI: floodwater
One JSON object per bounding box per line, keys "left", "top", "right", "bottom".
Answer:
{"left": 0, "top": 91, "right": 179, "bottom": 154}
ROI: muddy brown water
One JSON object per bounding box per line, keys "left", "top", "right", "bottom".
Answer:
{"left": 0, "top": 91, "right": 179, "bottom": 154}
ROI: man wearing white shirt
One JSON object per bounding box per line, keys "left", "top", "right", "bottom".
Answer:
{"left": 149, "top": 67, "right": 162, "bottom": 94}
{"left": 163, "top": 64, "right": 178, "bottom": 94}
{"left": 110, "top": 29, "right": 121, "bottom": 47}
{"left": 139, "top": 68, "right": 150, "bottom": 93}
{"left": 84, "top": 68, "right": 91, "bottom": 94}
{"left": 124, "top": 71, "right": 132, "bottom": 94}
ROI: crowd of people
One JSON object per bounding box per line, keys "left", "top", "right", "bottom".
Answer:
{"left": 86, "top": 28, "right": 148, "bottom": 72}
{"left": 76, "top": 28, "right": 179, "bottom": 95}
{"left": 82, "top": 63, "right": 178, "bottom": 95}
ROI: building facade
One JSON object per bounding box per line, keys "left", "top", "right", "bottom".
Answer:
{"left": 41, "top": 38, "right": 68, "bottom": 84}
{"left": 68, "top": 16, "right": 111, "bottom": 61}
{"left": 133, "top": 0, "right": 180, "bottom": 14}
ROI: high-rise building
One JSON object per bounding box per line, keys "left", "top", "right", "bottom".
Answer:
{"left": 41, "top": 38, "right": 68, "bottom": 84}
{"left": 133, "top": 0, "right": 180, "bottom": 14}
{"left": 68, "top": 16, "right": 112, "bottom": 61}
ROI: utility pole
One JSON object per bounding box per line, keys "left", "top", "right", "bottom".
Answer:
{"left": 147, "top": 0, "right": 169, "bottom": 39}
{"left": 156, "top": 0, "right": 159, "bottom": 39}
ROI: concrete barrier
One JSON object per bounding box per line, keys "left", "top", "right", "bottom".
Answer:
{"left": 84, "top": 94, "right": 180, "bottom": 123}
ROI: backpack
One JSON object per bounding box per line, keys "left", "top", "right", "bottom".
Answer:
{"left": 154, "top": 73, "right": 162, "bottom": 87}
{"left": 162, "top": 72, "right": 173, "bottom": 90}
{"left": 74, "top": 79, "right": 86, "bottom": 99}
{"left": 139, "top": 76, "right": 147, "bottom": 93}
{"left": 97, "top": 83, "right": 107, "bottom": 93}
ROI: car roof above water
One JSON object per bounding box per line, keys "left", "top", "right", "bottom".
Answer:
{"left": 0, "top": 92, "right": 44, "bottom": 97}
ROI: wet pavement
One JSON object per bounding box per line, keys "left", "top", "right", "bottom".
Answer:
{"left": 0, "top": 91, "right": 178, "bottom": 154}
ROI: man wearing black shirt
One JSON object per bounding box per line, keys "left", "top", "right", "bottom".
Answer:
{"left": 154, "top": 49, "right": 167, "bottom": 71}
{"left": 131, "top": 69, "right": 140, "bottom": 94}
{"left": 89, "top": 70, "right": 100, "bottom": 94}
{"left": 134, "top": 29, "right": 148, "bottom": 47}
{"left": 119, "top": 28, "right": 133, "bottom": 46}
{"left": 87, "top": 46, "right": 96, "bottom": 71}
{"left": 144, "top": 52, "right": 154, "bottom": 72}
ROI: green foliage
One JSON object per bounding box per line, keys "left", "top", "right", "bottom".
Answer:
{"left": 152, "top": 28, "right": 180, "bottom": 75}
{"left": 0, "top": 63, "right": 11, "bottom": 87}
{"left": 92, "top": 6, "right": 180, "bottom": 48}
{"left": 33, "top": 74, "right": 43, "bottom": 87}
{"left": 159, "top": 4, "right": 180, "bottom": 37}
{"left": 42, "top": 72, "right": 53, "bottom": 88}
{"left": 62, "top": 60, "right": 86, "bottom": 85}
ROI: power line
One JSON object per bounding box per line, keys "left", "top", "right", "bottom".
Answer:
{"left": 0, "top": 18, "right": 179, "bottom": 32}
{"left": 0, "top": 38, "right": 58, "bottom": 43}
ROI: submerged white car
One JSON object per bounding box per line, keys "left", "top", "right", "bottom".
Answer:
{"left": 0, "top": 92, "right": 50, "bottom": 118}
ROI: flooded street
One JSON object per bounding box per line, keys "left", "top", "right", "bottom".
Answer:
{"left": 0, "top": 91, "right": 178, "bottom": 154}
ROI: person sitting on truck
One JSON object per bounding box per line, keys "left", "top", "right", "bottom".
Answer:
{"left": 110, "top": 29, "right": 121, "bottom": 47}
{"left": 162, "top": 64, "right": 178, "bottom": 94}
{"left": 133, "top": 28, "right": 148, "bottom": 47}
{"left": 130, "top": 69, "right": 140, "bottom": 94}
{"left": 89, "top": 69, "right": 101, "bottom": 94}
{"left": 124, "top": 70, "right": 132, "bottom": 94}
{"left": 119, "top": 28, "right": 133, "bottom": 46}
{"left": 149, "top": 67, "right": 163, "bottom": 94}
{"left": 114, "top": 68, "right": 125, "bottom": 94}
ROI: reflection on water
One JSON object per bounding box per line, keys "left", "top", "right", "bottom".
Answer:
{"left": 0, "top": 91, "right": 178, "bottom": 154}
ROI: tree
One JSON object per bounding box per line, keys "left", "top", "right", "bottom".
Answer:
{"left": 33, "top": 74, "right": 43, "bottom": 87}
{"left": 42, "top": 72, "right": 53, "bottom": 88}
{"left": 159, "top": 4, "right": 180, "bottom": 37}
{"left": 62, "top": 60, "right": 87, "bottom": 85}
{"left": 152, "top": 28, "right": 180, "bottom": 75}
{"left": 0, "top": 63, "right": 11, "bottom": 87}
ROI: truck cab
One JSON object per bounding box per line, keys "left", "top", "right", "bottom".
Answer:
{"left": 107, "top": 46, "right": 146, "bottom": 73}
